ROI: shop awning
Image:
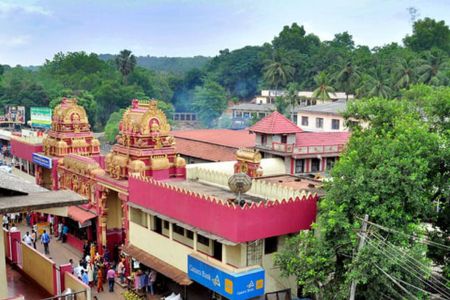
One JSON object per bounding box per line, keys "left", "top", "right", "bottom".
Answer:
{"left": 67, "top": 206, "right": 96, "bottom": 224}
{"left": 122, "top": 244, "right": 193, "bottom": 286}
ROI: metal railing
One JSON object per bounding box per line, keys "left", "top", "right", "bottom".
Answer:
{"left": 41, "top": 290, "right": 87, "bottom": 300}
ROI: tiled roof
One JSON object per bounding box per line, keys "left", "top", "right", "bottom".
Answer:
{"left": 172, "top": 129, "right": 255, "bottom": 162}
{"left": 172, "top": 129, "right": 254, "bottom": 148}
{"left": 249, "top": 111, "right": 303, "bottom": 134}
{"left": 296, "top": 132, "right": 350, "bottom": 146}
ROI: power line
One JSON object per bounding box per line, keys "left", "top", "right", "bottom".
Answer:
{"left": 374, "top": 264, "right": 419, "bottom": 300}
{"left": 365, "top": 234, "right": 450, "bottom": 298}
{"left": 362, "top": 234, "right": 450, "bottom": 299}
{"left": 356, "top": 217, "right": 450, "bottom": 251}
{"left": 370, "top": 231, "right": 450, "bottom": 286}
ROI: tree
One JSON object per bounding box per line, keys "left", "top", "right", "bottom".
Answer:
{"left": 192, "top": 79, "right": 227, "bottom": 128}
{"left": 104, "top": 109, "right": 125, "bottom": 143}
{"left": 393, "top": 57, "right": 416, "bottom": 89}
{"left": 415, "top": 50, "right": 450, "bottom": 86}
{"left": 334, "top": 62, "right": 359, "bottom": 100}
{"left": 263, "top": 56, "right": 294, "bottom": 100}
{"left": 312, "top": 72, "right": 335, "bottom": 102}
{"left": 404, "top": 18, "right": 450, "bottom": 53}
{"left": 115, "top": 49, "right": 137, "bottom": 84}
{"left": 275, "top": 97, "right": 443, "bottom": 299}
{"left": 365, "top": 68, "right": 393, "bottom": 99}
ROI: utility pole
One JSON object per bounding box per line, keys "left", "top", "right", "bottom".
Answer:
{"left": 349, "top": 214, "right": 369, "bottom": 300}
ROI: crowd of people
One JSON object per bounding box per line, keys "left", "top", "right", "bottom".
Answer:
{"left": 70, "top": 241, "right": 126, "bottom": 294}
{"left": 3, "top": 211, "right": 160, "bottom": 296}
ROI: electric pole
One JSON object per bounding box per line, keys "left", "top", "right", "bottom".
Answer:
{"left": 349, "top": 214, "right": 369, "bottom": 300}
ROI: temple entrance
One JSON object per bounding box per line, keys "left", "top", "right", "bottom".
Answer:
{"left": 105, "top": 190, "right": 124, "bottom": 259}
{"left": 40, "top": 168, "right": 53, "bottom": 190}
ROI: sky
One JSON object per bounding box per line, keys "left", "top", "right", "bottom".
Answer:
{"left": 0, "top": 0, "right": 449, "bottom": 66}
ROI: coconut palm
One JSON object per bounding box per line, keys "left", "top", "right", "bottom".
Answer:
{"left": 312, "top": 72, "right": 335, "bottom": 102}
{"left": 263, "top": 57, "right": 295, "bottom": 102}
{"left": 393, "top": 57, "right": 416, "bottom": 89}
{"left": 416, "top": 50, "right": 449, "bottom": 86}
{"left": 334, "top": 62, "right": 360, "bottom": 100}
{"left": 115, "top": 49, "right": 137, "bottom": 84}
{"left": 366, "top": 68, "right": 393, "bottom": 99}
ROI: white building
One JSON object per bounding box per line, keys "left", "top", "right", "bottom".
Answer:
{"left": 293, "top": 101, "right": 348, "bottom": 132}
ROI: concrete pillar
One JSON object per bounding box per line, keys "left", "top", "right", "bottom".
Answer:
{"left": 222, "top": 244, "right": 227, "bottom": 264}
{"left": 169, "top": 223, "right": 173, "bottom": 240}
{"left": 193, "top": 232, "right": 198, "bottom": 251}
{"left": 0, "top": 215, "right": 8, "bottom": 298}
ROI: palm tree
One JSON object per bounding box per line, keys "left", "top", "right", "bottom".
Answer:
{"left": 263, "top": 57, "right": 294, "bottom": 102}
{"left": 415, "top": 50, "right": 449, "bottom": 86}
{"left": 312, "top": 72, "right": 335, "bottom": 102}
{"left": 115, "top": 49, "right": 137, "bottom": 84}
{"left": 334, "top": 62, "right": 360, "bottom": 101}
{"left": 366, "top": 68, "right": 393, "bottom": 99}
{"left": 393, "top": 58, "right": 416, "bottom": 89}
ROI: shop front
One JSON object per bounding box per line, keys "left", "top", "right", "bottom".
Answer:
{"left": 32, "top": 153, "right": 58, "bottom": 190}
{"left": 187, "top": 254, "right": 265, "bottom": 300}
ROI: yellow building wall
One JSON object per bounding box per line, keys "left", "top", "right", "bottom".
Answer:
{"left": 129, "top": 222, "right": 193, "bottom": 272}
{"left": 64, "top": 272, "right": 91, "bottom": 300}
{"left": 173, "top": 231, "right": 194, "bottom": 248}
{"left": 225, "top": 244, "right": 243, "bottom": 267}
{"left": 22, "top": 243, "right": 55, "bottom": 294}
{"left": 106, "top": 193, "right": 122, "bottom": 229}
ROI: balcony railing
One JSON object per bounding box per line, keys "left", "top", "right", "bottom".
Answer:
{"left": 270, "top": 142, "right": 344, "bottom": 155}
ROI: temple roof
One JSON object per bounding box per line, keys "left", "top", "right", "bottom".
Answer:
{"left": 249, "top": 111, "right": 303, "bottom": 134}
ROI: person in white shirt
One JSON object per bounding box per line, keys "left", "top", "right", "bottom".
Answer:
{"left": 2, "top": 215, "right": 9, "bottom": 230}
{"left": 9, "top": 223, "right": 18, "bottom": 232}
{"left": 22, "top": 231, "right": 33, "bottom": 247}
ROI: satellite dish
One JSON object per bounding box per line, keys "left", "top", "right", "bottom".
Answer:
{"left": 228, "top": 173, "right": 252, "bottom": 206}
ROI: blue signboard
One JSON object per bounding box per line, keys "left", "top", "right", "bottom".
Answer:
{"left": 188, "top": 255, "right": 265, "bottom": 300}
{"left": 32, "top": 153, "right": 52, "bottom": 169}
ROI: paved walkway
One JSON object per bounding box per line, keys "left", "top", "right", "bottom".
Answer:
{"left": 16, "top": 223, "right": 128, "bottom": 299}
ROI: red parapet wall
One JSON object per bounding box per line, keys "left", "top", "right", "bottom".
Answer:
{"left": 10, "top": 139, "right": 43, "bottom": 162}
{"left": 128, "top": 176, "right": 317, "bottom": 243}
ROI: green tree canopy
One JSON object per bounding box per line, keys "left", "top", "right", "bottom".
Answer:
{"left": 192, "top": 79, "right": 227, "bottom": 128}
{"left": 404, "top": 18, "right": 450, "bottom": 53}
{"left": 275, "top": 94, "right": 446, "bottom": 299}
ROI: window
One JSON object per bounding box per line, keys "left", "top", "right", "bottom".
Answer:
{"left": 261, "top": 134, "right": 267, "bottom": 145}
{"left": 326, "top": 157, "right": 336, "bottom": 170}
{"left": 332, "top": 119, "right": 340, "bottom": 130}
{"left": 197, "top": 234, "right": 210, "bottom": 246}
{"left": 163, "top": 220, "right": 169, "bottom": 230}
{"left": 295, "top": 159, "right": 305, "bottom": 173}
{"left": 316, "top": 118, "right": 324, "bottom": 129}
{"left": 186, "top": 230, "right": 194, "bottom": 240}
{"left": 264, "top": 236, "right": 278, "bottom": 254}
{"left": 152, "top": 216, "right": 162, "bottom": 234}
{"left": 301, "top": 116, "right": 309, "bottom": 126}
{"left": 292, "top": 114, "right": 298, "bottom": 124}
{"left": 130, "top": 207, "right": 147, "bottom": 228}
{"left": 173, "top": 224, "right": 184, "bottom": 235}
{"left": 281, "top": 135, "right": 287, "bottom": 144}
{"left": 311, "top": 158, "right": 321, "bottom": 172}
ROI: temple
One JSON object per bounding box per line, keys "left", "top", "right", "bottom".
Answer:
{"left": 10, "top": 97, "right": 350, "bottom": 299}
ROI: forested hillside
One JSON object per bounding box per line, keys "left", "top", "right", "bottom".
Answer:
{"left": 0, "top": 17, "right": 448, "bottom": 131}
{"left": 98, "top": 54, "right": 210, "bottom": 74}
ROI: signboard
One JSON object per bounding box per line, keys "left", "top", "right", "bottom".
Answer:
{"left": 0, "top": 106, "right": 25, "bottom": 124}
{"left": 187, "top": 255, "right": 265, "bottom": 300}
{"left": 30, "top": 107, "right": 52, "bottom": 128}
{"left": 32, "top": 153, "right": 52, "bottom": 169}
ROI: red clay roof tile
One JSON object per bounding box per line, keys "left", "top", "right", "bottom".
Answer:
{"left": 249, "top": 111, "right": 303, "bottom": 134}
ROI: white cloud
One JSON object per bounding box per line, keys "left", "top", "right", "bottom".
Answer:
{"left": 0, "top": 2, "right": 51, "bottom": 16}
{"left": 0, "top": 35, "right": 31, "bottom": 47}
